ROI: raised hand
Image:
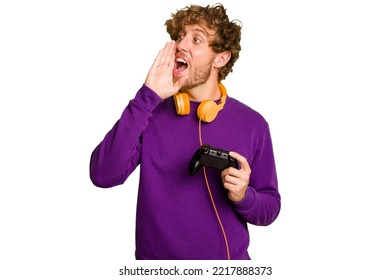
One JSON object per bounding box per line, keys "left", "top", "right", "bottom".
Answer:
{"left": 145, "top": 41, "right": 188, "bottom": 99}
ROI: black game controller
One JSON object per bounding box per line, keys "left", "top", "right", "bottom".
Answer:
{"left": 188, "top": 145, "right": 239, "bottom": 176}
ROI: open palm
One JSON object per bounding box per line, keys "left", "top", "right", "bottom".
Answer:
{"left": 145, "top": 41, "right": 187, "bottom": 99}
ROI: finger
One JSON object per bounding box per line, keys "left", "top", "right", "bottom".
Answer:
{"left": 161, "top": 41, "right": 176, "bottom": 68}
{"left": 222, "top": 181, "right": 236, "bottom": 191}
{"left": 222, "top": 166, "right": 242, "bottom": 177}
{"left": 221, "top": 168, "right": 239, "bottom": 182}
{"left": 222, "top": 168, "right": 240, "bottom": 184}
{"left": 223, "top": 181, "right": 246, "bottom": 199}
{"left": 166, "top": 41, "right": 176, "bottom": 68}
{"left": 223, "top": 173, "right": 242, "bottom": 186}
{"left": 229, "top": 151, "right": 251, "bottom": 173}
{"left": 159, "top": 42, "right": 172, "bottom": 68}
{"left": 221, "top": 168, "right": 230, "bottom": 179}
{"left": 150, "top": 47, "right": 165, "bottom": 71}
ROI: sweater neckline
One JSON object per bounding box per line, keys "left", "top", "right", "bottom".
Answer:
{"left": 189, "top": 96, "right": 231, "bottom": 110}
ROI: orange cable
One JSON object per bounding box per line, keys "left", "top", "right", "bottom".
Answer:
{"left": 202, "top": 167, "right": 231, "bottom": 260}
{"left": 198, "top": 118, "right": 203, "bottom": 146}
{"left": 198, "top": 119, "right": 231, "bottom": 260}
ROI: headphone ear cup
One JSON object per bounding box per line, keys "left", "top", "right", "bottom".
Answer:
{"left": 174, "top": 93, "right": 190, "bottom": 115}
{"left": 197, "top": 100, "right": 219, "bottom": 123}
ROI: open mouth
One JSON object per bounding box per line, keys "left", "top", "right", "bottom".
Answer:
{"left": 174, "top": 57, "right": 188, "bottom": 73}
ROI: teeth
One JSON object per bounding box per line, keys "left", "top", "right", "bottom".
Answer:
{"left": 176, "top": 58, "right": 187, "bottom": 64}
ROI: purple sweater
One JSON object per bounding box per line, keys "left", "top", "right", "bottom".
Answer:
{"left": 90, "top": 84, "right": 281, "bottom": 260}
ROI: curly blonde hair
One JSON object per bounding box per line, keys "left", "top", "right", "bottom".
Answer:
{"left": 165, "top": 3, "right": 242, "bottom": 81}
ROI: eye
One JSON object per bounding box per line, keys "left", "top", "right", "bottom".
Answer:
{"left": 176, "top": 33, "right": 184, "bottom": 41}
{"left": 193, "top": 37, "right": 201, "bottom": 43}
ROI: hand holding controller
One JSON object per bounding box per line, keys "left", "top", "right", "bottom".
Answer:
{"left": 188, "top": 145, "right": 239, "bottom": 176}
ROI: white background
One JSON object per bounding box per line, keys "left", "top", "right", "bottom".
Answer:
{"left": 1, "top": 0, "right": 389, "bottom": 279}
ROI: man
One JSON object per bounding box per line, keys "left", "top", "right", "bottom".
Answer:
{"left": 90, "top": 4, "right": 281, "bottom": 260}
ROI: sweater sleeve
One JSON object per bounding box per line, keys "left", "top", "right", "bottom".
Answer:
{"left": 89, "top": 84, "right": 162, "bottom": 188}
{"left": 232, "top": 124, "right": 281, "bottom": 226}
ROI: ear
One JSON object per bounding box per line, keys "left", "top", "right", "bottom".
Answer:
{"left": 213, "top": 51, "right": 231, "bottom": 68}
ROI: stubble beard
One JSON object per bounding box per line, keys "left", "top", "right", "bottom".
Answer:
{"left": 175, "top": 59, "right": 215, "bottom": 92}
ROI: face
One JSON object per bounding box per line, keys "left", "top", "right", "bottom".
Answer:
{"left": 173, "top": 24, "right": 217, "bottom": 90}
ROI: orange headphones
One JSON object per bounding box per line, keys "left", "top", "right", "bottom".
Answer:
{"left": 173, "top": 83, "right": 227, "bottom": 122}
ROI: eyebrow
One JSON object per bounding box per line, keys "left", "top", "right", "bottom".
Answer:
{"left": 189, "top": 28, "right": 211, "bottom": 41}
{"left": 178, "top": 26, "right": 214, "bottom": 41}
{"left": 191, "top": 28, "right": 208, "bottom": 36}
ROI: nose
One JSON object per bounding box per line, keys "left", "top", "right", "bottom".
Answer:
{"left": 176, "top": 36, "right": 189, "bottom": 52}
